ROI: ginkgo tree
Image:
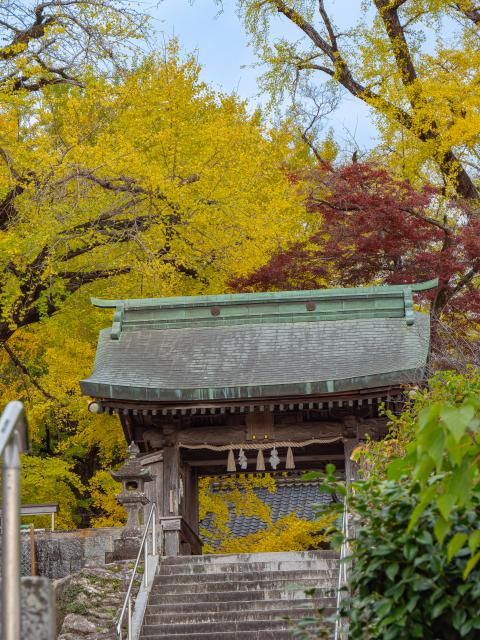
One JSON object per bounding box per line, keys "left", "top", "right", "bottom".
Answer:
{"left": 0, "top": 42, "right": 306, "bottom": 524}
{"left": 226, "top": 0, "right": 480, "bottom": 201}
{"left": 0, "top": 44, "right": 304, "bottom": 346}
{"left": 0, "top": 0, "right": 147, "bottom": 92}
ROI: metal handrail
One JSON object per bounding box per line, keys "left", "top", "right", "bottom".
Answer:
{"left": 334, "top": 499, "right": 350, "bottom": 640}
{"left": 116, "top": 503, "right": 157, "bottom": 640}
{"left": 0, "top": 401, "right": 29, "bottom": 640}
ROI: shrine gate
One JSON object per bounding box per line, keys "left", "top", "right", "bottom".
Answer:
{"left": 80, "top": 281, "right": 435, "bottom": 555}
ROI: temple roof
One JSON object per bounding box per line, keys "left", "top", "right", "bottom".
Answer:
{"left": 80, "top": 280, "right": 436, "bottom": 403}
{"left": 200, "top": 477, "right": 334, "bottom": 544}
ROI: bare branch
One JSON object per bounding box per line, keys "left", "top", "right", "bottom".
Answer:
{"left": 452, "top": 1, "right": 480, "bottom": 25}
{"left": 0, "top": 0, "right": 148, "bottom": 91}
{"left": 60, "top": 266, "right": 132, "bottom": 293}
{"left": 400, "top": 207, "right": 452, "bottom": 233}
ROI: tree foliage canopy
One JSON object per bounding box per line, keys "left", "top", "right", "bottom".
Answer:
{"left": 0, "top": 0, "right": 147, "bottom": 92}
{"left": 199, "top": 473, "right": 334, "bottom": 553}
{"left": 0, "top": 39, "right": 305, "bottom": 526}
{"left": 232, "top": 0, "right": 480, "bottom": 200}
{"left": 233, "top": 162, "right": 480, "bottom": 360}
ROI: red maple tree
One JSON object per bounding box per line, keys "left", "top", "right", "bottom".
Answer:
{"left": 233, "top": 163, "right": 480, "bottom": 364}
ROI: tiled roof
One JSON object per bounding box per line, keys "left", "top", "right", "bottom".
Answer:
{"left": 81, "top": 314, "right": 430, "bottom": 402}
{"left": 80, "top": 281, "right": 435, "bottom": 402}
{"left": 200, "top": 479, "right": 334, "bottom": 542}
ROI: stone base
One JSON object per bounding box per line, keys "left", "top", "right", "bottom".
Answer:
{"left": 108, "top": 535, "right": 142, "bottom": 561}
{"left": 0, "top": 577, "right": 56, "bottom": 639}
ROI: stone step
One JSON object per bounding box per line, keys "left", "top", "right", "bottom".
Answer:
{"left": 157, "top": 559, "right": 338, "bottom": 575}
{"left": 141, "top": 552, "right": 339, "bottom": 639}
{"left": 159, "top": 551, "right": 338, "bottom": 565}
{"left": 147, "top": 587, "right": 336, "bottom": 604}
{"left": 141, "top": 631, "right": 295, "bottom": 640}
{"left": 144, "top": 597, "right": 334, "bottom": 615}
{"left": 154, "top": 569, "right": 337, "bottom": 585}
{"left": 144, "top": 605, "right": 335, "bottom": 625}
{"left": 150, "top": 576, "right": 337, "bottom": 596}
{"left": 140, "top": 618, "right": 304, "bottom": 636}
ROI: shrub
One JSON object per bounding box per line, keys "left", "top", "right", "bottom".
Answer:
{"left": 340, "top": 478, "right": 480, "bottom": 640}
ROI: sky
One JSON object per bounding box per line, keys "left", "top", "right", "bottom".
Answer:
{"left": 147, "top": 0, "right": 379, "bottom": 150}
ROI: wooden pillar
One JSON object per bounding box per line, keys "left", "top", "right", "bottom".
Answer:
{"left": 140, "top": 443, "right": 185, "bottom": 555}
{"left": 184, "top": 464, "right": 199, "bottom": 534}
{"left": 140, "top": 450, "right": 163, "bottom": 523}
{"left": 162, "top": 444, "right": 181, "bottom": 516}
{"left": 160, "top": 443, "right": 182, "bottom": 555}
{"left": 343, "top": 438, "right": 359, "bottom": 485}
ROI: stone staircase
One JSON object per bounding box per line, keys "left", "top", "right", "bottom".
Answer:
{"left": 139, "top": 550, "right": 339, "bottom": 639}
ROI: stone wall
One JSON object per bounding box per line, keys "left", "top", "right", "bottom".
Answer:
{"left": 8, "top": 527, "right": 122, "bottom": 579}
{"left": 56, "top": 562, "right": 136, "bottom": 640}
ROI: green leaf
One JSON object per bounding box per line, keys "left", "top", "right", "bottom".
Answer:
{"left": 386, "top": 563, "right": 399, "bottom": 580}
{"left": 418, "top": 402, "right": 442, "bottom": 432}
{"left": 448, "top": 460, "right": 470, "bottom": 507}
{"left": 460, "top": 620, "right": 473, "bottom": 636}
{"left": 408, "top": 484, "right": 436, "bottom": 531}
{"left": 404, "top": 542, "right": 418, "bottom": 562}
{"left": 447, "top": 533, "right": 468, "bottom": 562}
{"left": 413, "top": 456, "right": 435, "bottom": 484}
{"left": 417, "top": 530, "right": 433, "bottom": 545}
{"left": 453, "top": 609, "right": 467, "bottom": 631}
{"left": 376, "top": 600, "right": 391, "bottom": 619}
{"left": 440, "top": 404, "right": 475, "bottom": 443}
{"left": 423, "top": 426, "right": 445, "bottom": 468}
{"left": 463, "top": 551, "right": 480, "bottom": 579}
{"left": 406, "top": 594, "right": 420, "bottom": 612}
{"left": 437, "top": 492, "right": 455, "bottom": 520}
{"left": 469, "top": 530, "right": 480, "bottom": 554}
{"left": 431, "top": 601, "right": 448, "bottom": 619}
{"left": 301, "top": 471, "right": 321, "bottom": 481}
{"left": 387, "top": 456, "right": 409, "bottom": 481}
{"left": 433, "top": 516, "right": 450, "bottom": 544}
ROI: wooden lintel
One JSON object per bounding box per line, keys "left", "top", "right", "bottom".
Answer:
{"left": 187, "top": 453, "right": 345, "bottom": 467}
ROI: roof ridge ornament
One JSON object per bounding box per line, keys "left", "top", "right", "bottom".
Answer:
{"left": 404, "top": 288, "right": 414, "bottom": 326}
{"left": 111, "top": 304, "right": 124, "bottom": 340}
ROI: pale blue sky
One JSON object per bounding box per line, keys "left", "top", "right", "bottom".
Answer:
{"left": 146, "top": 0, "right": 378, "bottom": 150}
{"left": 146, "top": 1, "right": 453, "bottom": 151}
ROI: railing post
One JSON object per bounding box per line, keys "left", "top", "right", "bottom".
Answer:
{"left": 127, "top": 596, "right": 132, "bottom": 640}
{"left": 144, "top": 536, "right": 148, "bottom": 587}
{"left": 115, "top": 503, "right": 158, "bottom": 639}
{"left": 152, "top": 508, "right": 157, "bottom": 556}
{"left": 1, "top": 401, "right": 28, "bottom": 640}
{"left": 2, "top": 432, "right": 21, "bottom": 640}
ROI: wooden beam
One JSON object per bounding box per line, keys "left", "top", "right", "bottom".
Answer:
{"left": 99, "top": 385, "right": 403, "bottom": 415}
{"left": 187, "top": 453, "right": 345, "bottom": 467}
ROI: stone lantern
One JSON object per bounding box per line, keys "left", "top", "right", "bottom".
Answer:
{"left": 110, "top": 441, "right": 154, "bottom": 559}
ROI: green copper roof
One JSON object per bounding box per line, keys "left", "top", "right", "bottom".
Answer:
{"left": 91, "top": 279, "right": 438, "bottom": 339}
{"left": 81, "top": 281, "right": 436, "bottom": 403}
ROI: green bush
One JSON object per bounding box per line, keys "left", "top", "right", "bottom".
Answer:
{"left": 341, "top": 478, "right": 480, "bottom": 640}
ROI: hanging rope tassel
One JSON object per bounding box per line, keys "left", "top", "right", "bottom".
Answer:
{"left": 286, "top": 446, "right": 295, "bottom": 469}
{"left": 256, "top": 448, "right": 265, "bottom": 471}
{"left": 227, "top": 448, "right": 236, "bottom": 472}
